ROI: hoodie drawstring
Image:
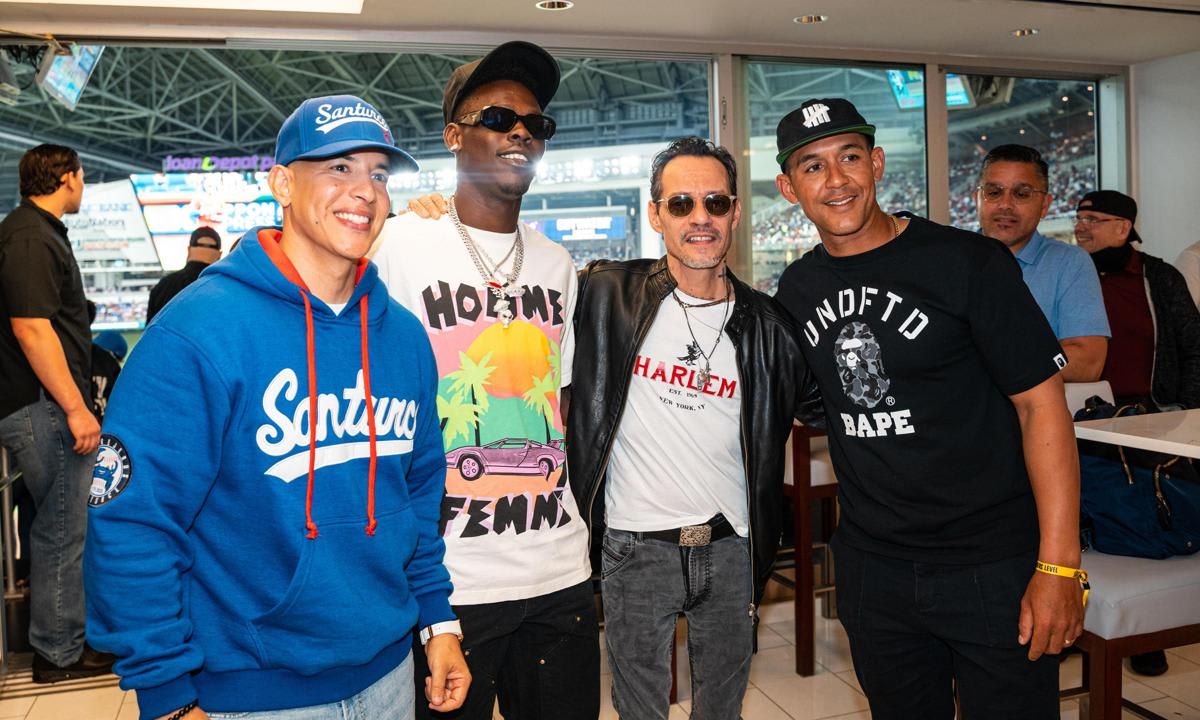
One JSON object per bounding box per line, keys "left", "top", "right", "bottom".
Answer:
{"left": 254, "top": 230, "right": 378, "bottom": 540}
{"left": 359, "top": 294, "right": 378, "bottom": 536}
{"left": 300, "top": 290, "right": 320, "bottom": 540}
{"left": 297, "top": 288, "right": 379, "bottom": 540}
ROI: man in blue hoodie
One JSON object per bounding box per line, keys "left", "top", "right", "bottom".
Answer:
{"left": 85, "top": 95, "right": 470, "bottom": 720}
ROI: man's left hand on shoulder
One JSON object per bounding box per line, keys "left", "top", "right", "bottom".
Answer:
{"left": 1018, "top": 568, "right": 1085, "bottom": 661}
{"left": 424, "top": 633, "right": 471, "bottom": 711}
{"left": 404, "top": 192, "right": 448, "bottom": 220}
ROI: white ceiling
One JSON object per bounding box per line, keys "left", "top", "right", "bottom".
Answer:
{"left": 0, "top": 0, "right": 1198, "bottom": 68}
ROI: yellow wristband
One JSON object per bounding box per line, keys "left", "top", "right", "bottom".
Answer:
{"left": 1036, "top": 560, "right": 1089, "bottom": 608}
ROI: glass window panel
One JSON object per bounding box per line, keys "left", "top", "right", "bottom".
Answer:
{"left": 947, "top": 75, "right": 1098, "bottom": 243}
{"left": 745, "top": 61, "right": 928, "bottom": 294}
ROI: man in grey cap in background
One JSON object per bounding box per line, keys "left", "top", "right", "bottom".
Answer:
{"left": 372, "top": 42, "right": 599, "bottom": 720}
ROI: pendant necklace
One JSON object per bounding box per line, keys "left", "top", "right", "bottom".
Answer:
{"left": 448, "top": 196, "right": 524, "bottom": 328}
{"left": 672, "top": 275, "right": 732, "bottom": 390}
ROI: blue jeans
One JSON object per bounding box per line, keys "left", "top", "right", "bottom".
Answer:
{"left": 601, "top": 528, "right": 753, "bottom": 720}
{"left": 0, "top": 398, "right": 90, "bottom": 665}
{"left": 833, "top": 536, "right": 1058, "bottom": 720}
{"left": 207, "top": 652, "right": 415, "bottom": 719}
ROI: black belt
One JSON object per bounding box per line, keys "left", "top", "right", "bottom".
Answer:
{"left": 637, "top": 515, "right": 735, "bottom": 547}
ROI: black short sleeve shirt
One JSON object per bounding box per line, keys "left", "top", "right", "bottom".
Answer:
{"left": 0, "top": 200, "right": 92, "bottom": 418}
{"left": 775, "top": 214, "right": 1064, "bottom": 563}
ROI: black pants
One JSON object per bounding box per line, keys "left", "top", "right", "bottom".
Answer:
{"left": 412, "top": 579, "right": 600, "bottom": 720}
{"left": 833, "top": 536, "right": 1058, "bottom": 720}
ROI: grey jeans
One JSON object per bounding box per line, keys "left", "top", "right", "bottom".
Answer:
{"left": 601, "top": 528, "right": 753, "bottom": 720}
{"left": 0, "top": 398, "right": 90, "bottom": 666}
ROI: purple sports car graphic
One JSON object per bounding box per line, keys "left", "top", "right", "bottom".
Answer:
{"left": 445, "top": 438, "right": 566, "bottom": 481}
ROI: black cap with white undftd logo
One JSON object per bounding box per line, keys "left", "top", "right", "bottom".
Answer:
{"left": 775, "top": 97, "right": 876, "bottom": 169}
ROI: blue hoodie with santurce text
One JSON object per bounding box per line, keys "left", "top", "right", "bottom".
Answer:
{"left": 84, "top": 227, "right": 454, "bottom": 719}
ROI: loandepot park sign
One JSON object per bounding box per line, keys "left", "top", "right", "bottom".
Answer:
{"left": 161, "top": 154, "right": 275, "bottom": 173}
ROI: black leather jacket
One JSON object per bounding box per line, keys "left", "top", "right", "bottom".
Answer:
{"left": 567, "top": 258, "right": 823, "bottom": 603}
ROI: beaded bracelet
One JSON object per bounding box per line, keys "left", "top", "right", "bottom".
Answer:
{"left": 164, "top": 701, "right": 198, "bottom": 720}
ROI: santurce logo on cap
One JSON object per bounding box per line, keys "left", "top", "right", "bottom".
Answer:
{"left": 802, "top": 103, "right": 832, "bottom": 128}
{"left": 314, "top": 102, "right": 392, "bottom": 139}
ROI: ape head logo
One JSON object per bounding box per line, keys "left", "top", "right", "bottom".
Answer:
{"left": 834, "top": 321, "right": 890, "bottom": 409}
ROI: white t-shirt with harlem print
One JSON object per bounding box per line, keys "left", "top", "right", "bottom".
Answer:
{"left": 605, "top": 289, "right": 748, "bottom": 536}
{"left": 372, "top": 213, "right": 589, "bottom": 605}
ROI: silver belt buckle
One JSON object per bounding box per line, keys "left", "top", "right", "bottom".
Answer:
{"left": 678, "top": 524, "right": 712, "bottom": 547}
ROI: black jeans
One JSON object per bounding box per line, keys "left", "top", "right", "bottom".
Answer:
{"left": 833, "top": 536, "right": 1058, "bottom": 720}
{"left": 412, "top": 579, "right": 600, "bottom": 720}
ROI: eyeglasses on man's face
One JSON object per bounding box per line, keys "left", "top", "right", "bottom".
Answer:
{"left": 976, "top": 183, "right": 1049, "bottom": 204}
{"left": 1074, "top": 214, "right": 1121, "bottom": 227}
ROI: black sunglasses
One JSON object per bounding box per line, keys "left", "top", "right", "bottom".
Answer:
{"left": 652, "top": 193, "right": 737, "bottom": 218}
{"left": 455, "top": 106, "right": 557, "bottom": 141}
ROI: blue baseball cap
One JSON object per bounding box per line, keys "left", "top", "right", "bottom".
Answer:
{"left": 274, "top": 95, "right": 419, "bottom": 173}
{"left": 93, "top": 331, "right": 128, "bottom": 361}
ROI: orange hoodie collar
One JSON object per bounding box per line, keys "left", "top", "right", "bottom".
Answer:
{"left": 256, "top": 228, "right": 370, "bottom": 298}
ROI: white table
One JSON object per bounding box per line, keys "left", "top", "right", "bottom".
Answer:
{"left": 1074, "top": 408, "right": 1200, "bottom": 459}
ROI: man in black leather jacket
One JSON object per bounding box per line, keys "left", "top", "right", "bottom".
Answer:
{"left": 567, "top": 137, "right": 821, "bottom": 720}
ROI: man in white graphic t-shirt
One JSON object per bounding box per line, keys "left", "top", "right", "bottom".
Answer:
{"left": 567, "top": 137, "right": 822, "bottom": 719}
{"left": 371, "top": 42, "right": 597, "bottom": 720}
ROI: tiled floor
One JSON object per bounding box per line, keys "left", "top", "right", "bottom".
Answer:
{"left": 4, "top": 602, "right": 1200, "bottom": 719}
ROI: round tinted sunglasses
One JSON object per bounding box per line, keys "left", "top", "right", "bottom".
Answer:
{"left": 653, "top": 193, "right": 737, "bottom": 218}
{"left": 454, "top": 106, "right": 557, "bottom": 141}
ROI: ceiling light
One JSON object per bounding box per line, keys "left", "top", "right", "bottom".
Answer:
{"left": 981, "top": 134, "right": 988, "bottom": 141}
{"left": 1011, "top": 28, "right": 1039, "bottom": 37}
{"left": 1087, "top": 85, "right": 1095, "bottom": 92}
{"left": 1062, "top": 95, "right": 1070, "bottom": 102}
{"left": 1088, "top": 111, "right": 1095, "bottom": 117}
{"left": 1019, "top": 129, "right": 1026, "bottom": 135}
{"left": 535, "top": 0, "right": 574, "bottom": 9}
{"left": 794, "top": 15, "right": 828, "bottom": 24}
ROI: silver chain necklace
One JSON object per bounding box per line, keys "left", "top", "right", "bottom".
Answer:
{"left": 448, "top": 196, "right": 524, "bottom": 328}
{"left": 672, "top": 275, "right": 732, "bottom": 390}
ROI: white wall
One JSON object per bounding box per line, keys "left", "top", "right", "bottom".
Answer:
{"left": 1133, "top": 50, "right": 1200, "bottom": 264}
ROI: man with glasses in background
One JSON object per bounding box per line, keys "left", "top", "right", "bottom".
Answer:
{"left": 567, "top": 136, "right": 821, "bottom": 719}
{"left": 975, "top": 144, "right": 1109, "bottom": 381}
{"left": 371, "top": 41, "right": 599, "bottom": 720}
{"left": 1075, "top": 191, "right": 1200, "bottom": 412}
{"left": 1073, "top": 190, "right": 1200, "bottom": 676}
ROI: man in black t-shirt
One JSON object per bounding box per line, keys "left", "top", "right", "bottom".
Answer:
{"left": 0, "top": 144, "right": 114, "bottom": 683}
{"left": 145, "top": 226, "right": 222, "bottom": 323}
{"left": 772, "top": 99, "right": 1084, "bottom": 720}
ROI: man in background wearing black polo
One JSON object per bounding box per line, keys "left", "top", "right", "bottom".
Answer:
{"left": 0, "top": 143, "right": 113, "bottom": 683}
{"left": 145, "top": 226, "right": 222, "bottom": 323}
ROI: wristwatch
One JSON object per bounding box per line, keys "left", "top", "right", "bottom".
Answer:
{"left": 419, "top": 620, "right": 464, "bottom": 645}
